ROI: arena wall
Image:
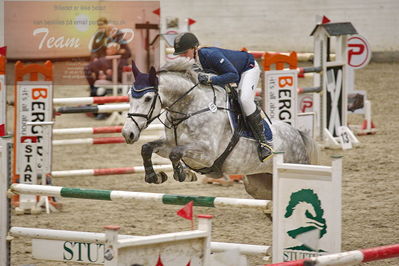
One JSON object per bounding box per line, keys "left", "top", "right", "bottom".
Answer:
{"left": 161, "top": 0, "right": 399, "bottom": 54}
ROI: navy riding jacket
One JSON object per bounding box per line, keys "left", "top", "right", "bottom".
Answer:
{"left": 198, "top": 47, "right": 255, "bottom": 86}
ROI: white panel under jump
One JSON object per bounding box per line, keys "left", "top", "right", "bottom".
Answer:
{"left": 272, "top": 152, "right": 342, "bottom": 263}
{"left": 10, "top": 215, "right": 252, "bottom": 266}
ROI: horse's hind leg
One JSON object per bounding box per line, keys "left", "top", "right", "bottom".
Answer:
{"left": 169, "top": 146, "right": 197, "bottom": 182}
{"left": 244, "top": 173, "right": 273, "bottom": 200}
{"left": 141, "top": 139, "right": 169, "bottom": 184}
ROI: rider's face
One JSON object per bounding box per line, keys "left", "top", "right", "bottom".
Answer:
{"left": 179, "top": 48, "right": 195, "bottom": 59}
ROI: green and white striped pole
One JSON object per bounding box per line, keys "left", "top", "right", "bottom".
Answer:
{"left": 10, "top": 184, "right": 270, "bottom": 210}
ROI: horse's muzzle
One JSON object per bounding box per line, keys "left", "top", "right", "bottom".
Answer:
{"left": 121, "top": 129, "right": 136, "bottom": 144}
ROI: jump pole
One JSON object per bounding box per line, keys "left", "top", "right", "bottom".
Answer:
{"left": 51, "top": 164, "right": 173, "bottom": 177}
{"left": 10, "top": 183, "right": 271, "bottom": 210}
{"left": 53, "top": 95, "right": 129, "bottom": 105}
{"left": 55, "top": 103, "right": 130, "bottom": 114}
{"left": 52, "top": 135, "right": 160, "bottom": 146}
{"left": 52, "top": 124, "right": 164, "bottom": 135}
{"left": 265, "top": 244, "right": 399, "bottom": 266}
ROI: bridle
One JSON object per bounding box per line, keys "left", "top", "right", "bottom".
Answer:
{"left": 126, "top": 82, "right": 202, "bottom": 133}
{"left": 126, "top": 85, "right": 162, "bottom": 131}
{"left": 126, "top": 71, "right": 230, "bottom": 145}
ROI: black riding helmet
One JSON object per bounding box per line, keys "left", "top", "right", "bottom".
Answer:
{"left": 173, "top": 32, "right": 199, "bottom": 55}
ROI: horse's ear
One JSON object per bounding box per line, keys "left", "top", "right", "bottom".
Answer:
{"left": 131, "top": 60, "right": 141, "bottom": 79}
{"left": 149, "top": 67, "right": 158, "bottom": 87}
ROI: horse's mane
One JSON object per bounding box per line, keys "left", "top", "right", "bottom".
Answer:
{"left": 160, "top": 57, "right": 195, "bottom": 73}
{"left": 159, "top": 57, "right": 200, "bottom": 87}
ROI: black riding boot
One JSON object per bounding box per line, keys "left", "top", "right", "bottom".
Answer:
{"left": 246, "top": 108, "right": 273, "bottom": 162}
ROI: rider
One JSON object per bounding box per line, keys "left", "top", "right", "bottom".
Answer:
{"left": 173, "top": 32, "right": 272, "bottom": 162}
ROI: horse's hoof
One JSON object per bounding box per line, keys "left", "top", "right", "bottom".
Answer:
{"left": 173, "top": 167, "right": 186, "bottom": 182}
{"left": 145, "top": 173, "right": 157, "bottom": 183}
{"left": 174, "top": 172, "right": 186, "bottom": 182}
{"left": 155, "top": 172, "right": 168, "bottom": 184}
{"left": 146, "top": 172, "right": 168, "bottom": 184}
{"left": 186, "top": 170, "right": 197, "bottom": 182}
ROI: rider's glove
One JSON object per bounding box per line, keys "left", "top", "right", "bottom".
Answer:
{"left": 198, "top": 73, "right": 212, "bottom": 85}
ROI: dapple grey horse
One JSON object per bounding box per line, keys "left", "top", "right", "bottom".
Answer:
{"left": 122, "top": 57, "right": 319, "bottom": 200}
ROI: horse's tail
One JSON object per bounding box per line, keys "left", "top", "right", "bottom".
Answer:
{"left": 299, "top": 130, "right": 320, "bottom": 165}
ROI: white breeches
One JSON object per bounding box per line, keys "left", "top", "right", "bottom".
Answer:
{"left": 238, "top": 61, "right": 260, "bottom": 116}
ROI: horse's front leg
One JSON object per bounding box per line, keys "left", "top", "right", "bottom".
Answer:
{"left": 141, "top": 139, "right": 170, "bottom": 184}
{"left": 169, "top": 145, "right": 211, "bottom": 182}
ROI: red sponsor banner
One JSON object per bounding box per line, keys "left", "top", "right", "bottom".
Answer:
{"left": 5, "top": 1, "right": 160, "bottom": 85}
{"left": 5, "top": 1, "right": 159, "bottom": 59}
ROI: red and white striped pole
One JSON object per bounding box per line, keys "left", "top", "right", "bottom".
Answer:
{"left": 53, "top": 96, "right": 129, "bottom": 105}
{"left": 53, "top": 124, "right": 164, "bottom": 135}
{"left": 52, "top": 135, "right": 159, "bottom": 146}
{"left": 265, "top": 244, "right": 399, "bottom": 266}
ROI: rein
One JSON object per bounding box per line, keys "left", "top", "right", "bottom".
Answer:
{"left": 165, "top": 83, "right": 231, "bottom": 145}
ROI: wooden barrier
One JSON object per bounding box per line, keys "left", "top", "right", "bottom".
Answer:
{"left": 9, "top": 222, "right": 270, "bottom": 265}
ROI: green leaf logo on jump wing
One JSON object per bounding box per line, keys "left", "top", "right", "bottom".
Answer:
{"left": 284, "top": 189, "right": 327, "bottom": 252}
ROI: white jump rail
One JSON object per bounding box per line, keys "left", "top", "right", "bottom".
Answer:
{"left": 265, "top": 243, "right": 399, "bottom": 266}
{"left": 10, "top": 184, "right": 271, "bottom": 210}
{"left": 9, "top": 226, "right": 270, "bottom": 257}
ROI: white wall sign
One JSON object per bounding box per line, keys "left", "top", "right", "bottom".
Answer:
{"left": 32, "top": 239, "right": 104, "bottom": 264}
{"left": 298, "top": 94, "right": 314, "bottom": 113}
{"left": 265, "top": 70, "right": 298, "bottom": 127}
{"left": 347, "top": 35, "right": 371, "bottom": 70}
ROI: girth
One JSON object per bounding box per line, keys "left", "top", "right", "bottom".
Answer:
{"left": 182, "top": 86, "right": 245, "bottom": 178}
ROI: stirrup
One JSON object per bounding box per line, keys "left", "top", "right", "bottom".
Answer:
{"left": 258, "top": 142, "right": 274, "bottom": 162}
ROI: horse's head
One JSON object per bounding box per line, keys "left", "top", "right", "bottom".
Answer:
{"left": 122, "top": 61, "right": 161, "bottom": 144}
